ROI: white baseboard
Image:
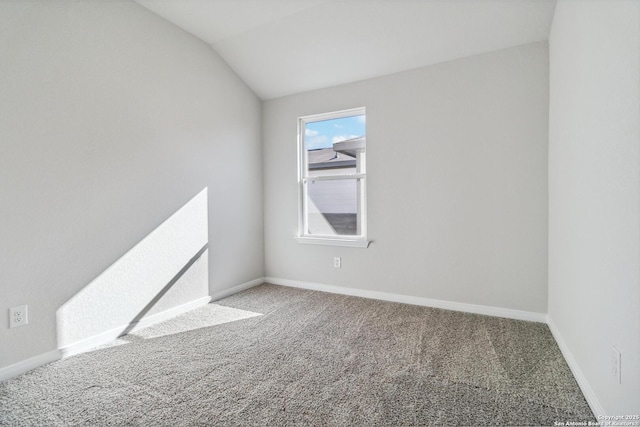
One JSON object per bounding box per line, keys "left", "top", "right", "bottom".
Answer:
{"left": 0, "top": 349, "right": 62, "bottom": 383}
{"left": 59, "top": 296, "right": 212, "bottom": 358}
{"left": 210, "top": 277, "right": 264, "bottom": 301}
{"left": 546, "top": 315, "right": 604, "bottom": 418}
{"left": 265, "top": 277, "right": 547, "bottom": 323}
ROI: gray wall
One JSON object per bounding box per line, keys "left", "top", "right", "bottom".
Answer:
{"left": 0, "top": 1, "right": 263, "bottom": 368}
{"left": 548, "top": 0, "right": 640, "bottom": 413}
{"left": 263, "top": 42, "right": 549, "bottom": 313}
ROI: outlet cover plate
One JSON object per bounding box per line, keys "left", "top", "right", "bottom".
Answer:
{"left": 9, "top": 305, "right": 28, "bottom": 328}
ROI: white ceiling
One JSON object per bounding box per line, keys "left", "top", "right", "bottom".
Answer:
{"left": 135, "top": 0, "right": 556, "bottom": 100}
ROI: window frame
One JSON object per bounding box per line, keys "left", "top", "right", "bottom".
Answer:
{"left": 295, "top": 107, "right": 370, "bottom": 248}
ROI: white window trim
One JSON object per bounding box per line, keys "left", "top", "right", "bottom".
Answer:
{"left": 296, "top": 107, "right": 370, "bottom": 248}
{"left": 295, "top": 235, "right": 370, "bottom": 248}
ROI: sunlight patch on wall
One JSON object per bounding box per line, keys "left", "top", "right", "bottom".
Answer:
{"left": 56, "top": 188, "right": 209, "bottom": 351}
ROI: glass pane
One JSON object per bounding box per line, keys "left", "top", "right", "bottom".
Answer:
{"left": 305, "top": 178, "right": 360, "bottom": 236}
{"left": 305, "top": 114, "right": 366, "bottom": 176}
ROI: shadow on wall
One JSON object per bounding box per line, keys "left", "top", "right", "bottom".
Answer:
{"left": 56, "top": 188, "right": 210, "bottom": 357}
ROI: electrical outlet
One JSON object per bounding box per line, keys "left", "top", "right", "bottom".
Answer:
{"left": 333, "top": 257, "right": 341, "bottom": 268}
{"left": 612, "top": 346, "right": 621, "bottom": 384}
{"left": 9, "top": 305, "right": 28, "bottom": 328}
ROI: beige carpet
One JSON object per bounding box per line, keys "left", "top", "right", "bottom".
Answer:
{"left": 0, "top": 284, "right": 594, "bottom": 426}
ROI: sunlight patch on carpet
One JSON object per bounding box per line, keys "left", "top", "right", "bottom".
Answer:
{"left": 128, "top": 303, "right": 262, "bottom": 340}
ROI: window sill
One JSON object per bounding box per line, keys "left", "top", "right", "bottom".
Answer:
{"left": 295, "top": 236, "right": 371, "bottom": 248}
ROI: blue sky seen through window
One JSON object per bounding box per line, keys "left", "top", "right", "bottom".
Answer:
{"left": 305, "top": 114, "right": 366, "bottom": 150}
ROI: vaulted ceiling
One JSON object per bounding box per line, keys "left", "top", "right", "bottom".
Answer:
{"left": 135, "top": 0, "right": 556, "bottom": 100}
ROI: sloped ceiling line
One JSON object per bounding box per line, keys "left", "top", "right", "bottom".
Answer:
{"left": 135, "top": 0, "right": 556, "bottom": 100}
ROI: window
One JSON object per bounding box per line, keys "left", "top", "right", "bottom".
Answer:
{"left": 296, "top": 107, "right": 369, "bottom": 247}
